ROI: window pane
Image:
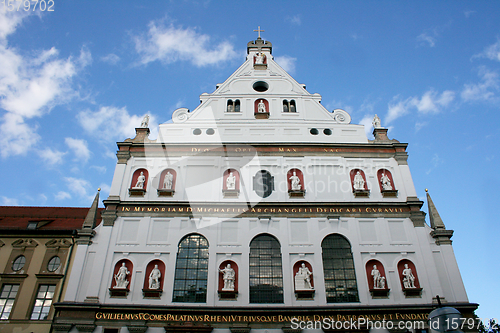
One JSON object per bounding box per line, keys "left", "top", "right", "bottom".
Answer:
{"left": 0, "top": 284, "right": 19, "bottom": 320}
{"left": 30, "top": 284, "right": 56, "bottom": 320}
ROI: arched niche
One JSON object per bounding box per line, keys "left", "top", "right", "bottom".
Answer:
{"left": 377, "top": 169, "right": 398, "bottom": 197}
{"left": 253, "top": 170, "right": 274, "bottom": 198}
{"left": 350, "top": 169, "right": 369, "bottom": 197}
{"left": 227, "top": 99, "right": 234, "bottom": 112}
{"left": 253, "top": 52, "right": 267, "bottom": 65}
{"left": 158, "top": 168, "right": 176, "bottom": 197}
{"left": 223, "top": 169, "right": 240, "bottom": 198}
{"left": 293, "top": 260, "right": 315, "bottom": 300}
{"left": 397, "top": 259, "right": 422, "bottom": 297}
{"left": 365, "top": 259, "right": 390, "bottom": 298}
{"left": 254, "top": 99, "right": 269, "bottom": 119}
{"left": 110, "top": 259, "right": 133, "bottom": 297}
{"left": 129, "top": 168, "right": 148, "bottom": 196}
{"left": 287, "top": 168, "right": 305, "bottom": 197}
{"left": 218, "top": 260, "right": 238, "bottom": 300}
{"left": 143, "top": 260, "right": 165, "bottom": 297}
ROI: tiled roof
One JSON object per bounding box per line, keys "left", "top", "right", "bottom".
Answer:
{"left": 0, "top": 206, "right": 103, "bottom": 230}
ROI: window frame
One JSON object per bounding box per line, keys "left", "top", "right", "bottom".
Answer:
{"left": 0, "top": 284, "right": 19, "bottom": 320}
{"left": 30, "top": 284, "right": 56, "bottom": 320}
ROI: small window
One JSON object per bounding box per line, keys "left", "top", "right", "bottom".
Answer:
{"left": 253, "top": 81, "right": 269, "bottom": 92}
{"left": 47, "top": 256, "right": 61, "bottom": 272}
{"left": 12, "top": 256, "right": 26, "bottom": 271}
{"left": 0, "top": 284, "right": 19, "bottom": 320}
{"left": 310, "top": 128, "right": 319, "bottom": 135}
{"left": 193, "top": 128, "right": 202, "bottom": 135}
{"left": 290, "top": 100, "right": 296, "bottom": 112}
{"left": 234, "top": 100, "right": 240, "bottom": 112}
{"left": 31, "top": 285, "right": 56, "bottom": 320}
{"left": 27, "top": 222, "right": 38, "bottom": 230}
{"left": 227, "top": 100, "right": 234, "bottom": 112}
{"left": 206, "top": 128, "right": 215, "bottom": 135}
{"left": 323, "top": 128, "right": 332, "bottom": 135}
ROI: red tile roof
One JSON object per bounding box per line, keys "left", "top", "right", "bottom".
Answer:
{"left": 0, "top": 206, "right": 103, "bottom": 230}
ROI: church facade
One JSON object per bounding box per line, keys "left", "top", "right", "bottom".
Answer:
{"left": 53, "top": 36, "right": 477, "bottom": 333}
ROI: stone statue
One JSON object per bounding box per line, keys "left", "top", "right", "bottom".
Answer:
{"left": 353, "top": 171, "right": 365, "bottom": 191}
{"left": 163, "top": 171, "right": 173, "bottom": 190}
{"left": 255, "top": 52, "right": 265, "bottom": 65}
{"left": 149, "top": 264, "right": 161, "bottom": 290}
{"left": 371, "top": 265, "right": 385, "bottom": 289}
{"left": 283, "top": 103, "right": 289, "bottom": 112}
{"left": 372, "top": 114, "right": 381, "bottom": 129}
{"left": 114, "top": 263, "right": 130, "bottom": 289}
{"left": 257, "top": 100, "right": 266, "bottom": 113}
{"left": 140, "top": 114, "right": 150, "bottom": 128}
{"left": 380, "top": 172, "right": 393, "bottom": 190}
{"left": 219, "top": 264, "right": 235, "bottom": 291}
{"left": 289, "top": 171, "right": 301, "bottom": 191}
{"left": 227, "top": 104, "right": 233, "bottom": 112}
{"left": 226, "top": 172, "right": 236, "bottom": 190}
{"left": 402, "top": 264, "right": 416, "bottom": 288}
{"left": 134, "top": 171, "right": 146, "bottom": 189}
{"left": 295, "top": 263, "right": 313, "bottom": 290}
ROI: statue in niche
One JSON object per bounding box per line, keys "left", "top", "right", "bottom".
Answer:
{"left": 140, "top": 114, "right": 150, "bottom": 128}
{"left": 353, "top": 171, "right": 365, "bottom": 191}
{"left": 134, "top": 171, "right": 146, "bottom": 189}
{"left": 283, "top": 103, "right": 289, "bottom": 112}
{"left": 289, "top": 171, "right": 301, "bottom": 191}
{"left": 149, "top": 264, "right": 161, "bottom": 290}
{"left": 295, "top": 263, "right": 313, "bottom": 290}
{"left": 226, "top": 172, "right": 236, "bottom": 190}
{"left": 227, "top": 104, "right": 233, "bottom": 112}
{"left": 219, "top": 264, "right": 235, "bottom": 291}
{"left": 380, "top": 172, "right": 393, "bottom": 190}
{"left": 255, "top": 52, "right": 265, "bottom": 65}
{"left": 402, "top": 264, "right": 416, "bottom": 288}
{"left": 290, "top": 103, "right": 296, "bottom": 113}
{"left": 163, "top": 171, "right": 173, "bottom": 190}
{"left": 372, "top": 114, "right": 381, "bottom": 129}
{"left": 371, "top": 265, "right": 386, "bottom": 289}
{"left": 257, "top": 100, "right": 266, "bottom": 113}
{"left": 114, "top": 262, "right": 130, "bottom": 289}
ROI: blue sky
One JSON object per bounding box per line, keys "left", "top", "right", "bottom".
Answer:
{"left": 1, "top": 0, "right": 499, "bottom": 320}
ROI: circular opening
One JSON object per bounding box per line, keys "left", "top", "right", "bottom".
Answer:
{"left": 12, "top": 255, "right": 26, "bottom": 271}
{"left": 47, "top": 256, "right": 61, "bottom": 272}
{"left": 323, "top": 128, "right": 332, "bottom": 135}
{"left": 193, "top": 128, "right": 202, "bottom": 135}
{"left": 310, "top": 128, "right": 319, "bottom": 135}
{"left": 253, "top": 81, "right": 269, "bottom": 92}
{"left": 206, "top": 128, "right": 215, "bottom": 135}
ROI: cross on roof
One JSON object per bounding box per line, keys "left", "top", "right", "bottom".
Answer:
{"left": 253, "top": 26, "right": 265, "bottom": 39}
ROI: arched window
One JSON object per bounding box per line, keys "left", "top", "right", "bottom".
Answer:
{"left": 283, "top": 100, "right": 289, "bottom": 112}
{"left": 172, "top": 234, "right": 209, "bottom": 303}
{"left": 321, "top": 234, "right": 359, "bottom": 303}
{"left": 290, "top": 100, "right": 296, "bottom": 112}
{"left": 234, "top": 100, "right": 240, "bottom": 112}
{"left": 249, "top": 234, "right": 283, "bottom": 303}
{"left": 227, "top": 100, "right": 234, "bottom": 112}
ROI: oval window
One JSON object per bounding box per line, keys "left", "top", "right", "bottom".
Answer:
{"left": 47, "top": 256, "right": 61, "bottom": 272}
{"left": 310, "top": 128, "right": 319, "bottom": 135}
{"left": 193, "top": 128, "right": 202, "bottom": 135}
{"left": 323, "top": 128, "right": 332, "bottom": 135}
{"left": 12, "top": 255, "right": 26, "bottom": 271}
{"left": 253, "top": 81, "right": 269, "bottom": 92}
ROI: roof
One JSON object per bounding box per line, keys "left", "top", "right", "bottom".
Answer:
{"left": 0, "top": 206, "right": 103, "bottom": 231}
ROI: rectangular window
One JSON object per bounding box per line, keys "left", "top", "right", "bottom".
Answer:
{"left": 31, "top": 284, "right": 56, "bottom": 320}
{"left": 0, "top": 284, "right": 19, "bottom": 320}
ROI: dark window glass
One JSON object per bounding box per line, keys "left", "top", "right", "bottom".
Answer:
{"left": 234, "top": 100, "right": 240, "bottom": 112}
{"left": 30, "top": 284, "right": 56, "bottom": 320}
{"left": 249, "top": 235, "right": 283, "bottom": 303}
{"left": 253, "top": 170, "right": 274, "bottom": 198}
{"left": 193, "top": 128, "right": 202, "bottom": 135}
{"left": 12, "top": 256, "right": 26, "bottom": 271}
{"left": 0, "top": 284, "right": 19, "bottom": 320}
{"left": 172, "top": 234, "right": 209, "bottom": 303}
{"left": 321, "top": 234, "right": 359, "bottom": 303}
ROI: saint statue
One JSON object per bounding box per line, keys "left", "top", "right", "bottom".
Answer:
{"left": 114, "top": 262, "right": 130, "bottom": 289}
{"left": 295, "top": 263, "right": 313, "bottom": 290}
{"left": 402, "top": 264, "right": 416, "bottom": 288}
{"left": 380, "top": 172, "right": 393, "bottom": 191}
{"left": 371, "top": 265, "right": 385, "bottom": 289}
{"left": 255, "top": 52, "right": 265, "bottom": 65}
{"left": 149, "top": 264, "right": 161, "bottom": 290}
{"left": 226, "top": 172, "right": 236, "bottom": 190}
{"left": 289, "top": 171, "right": 301, "bottom": 191}
{"left": 353, "top": 171, "right": 365, "bottom": 191}
{"left": 140, "top": 114, "right": 150, "bottom": 128}
{"left": 219, "top": 264, "right": 236, "bottom": 291}
{"left": 257, "top": 100, "right": 266, "bottom": 113}
{"left": 372, "top": 114, "right": 381, "bottom": 129}
{"left": 163, "top": 171, "right": 173, "bottom": 190}
{"left": 134, "top": 171, "right": 146, "bottom": 189}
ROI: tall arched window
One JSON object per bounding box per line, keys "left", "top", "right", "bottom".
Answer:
{"left": 172, "top": 234, "right": 209, "bottom": 303}
{"left": 249, "top": 234, "right": 283, "bottom": 303}
{"left": 321, "top": 234, "right": 359, "bottom": 303}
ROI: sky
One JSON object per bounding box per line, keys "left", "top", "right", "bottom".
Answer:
{"left": 0, "top": 0, "right": 499, "bottom": 321}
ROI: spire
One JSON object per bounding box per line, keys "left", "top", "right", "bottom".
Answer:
{"left": 426, "top": 189, "right": 445, "bottom": 230}
{"left": 83, "top": 188, "right": 100, "bottom": 229}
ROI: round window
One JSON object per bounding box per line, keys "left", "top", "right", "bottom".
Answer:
{"left": 206, "top": 128, "right": 215, "bottom": 135}
{"left": 47, "top": 256, "right": 61, "bottom": 272}
{"left": 193, "top": 128, "right": 202, "bottom": 135}
{"left": 252, "top": 81, "right": 269, "bottom": 92}
{"left": 323, "top": 128, "right": 332, "bottom": 135}
{"left": 310, "top": 128, "right": 319, "bottom": 135}
{"left": 12, "top": 255, "right": 26, "bottom": 271}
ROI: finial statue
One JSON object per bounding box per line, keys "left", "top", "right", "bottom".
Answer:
{"left": 140, "top": 114, "right": 150, "bottom": 128}
{"left": 372, "top": 114, "right": 382, "bottom": 129}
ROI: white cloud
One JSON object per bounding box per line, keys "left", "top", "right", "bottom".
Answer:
{"left": 37, "top": 148, "right": 65, "bottom": 165}
{"left": 359, "top": 114, "right": 374, "bottom": 138}
{"left": 1, "top": 196, "right": 20, "bottom": 205}
{"left": 473, "top": 39, "right": 500, "bottom": 62}
{"left": 90, "top": 165, "right": 107, "bottom": 174}
{"left": 0, "top": 10, "right": 91, "bottom": 157}
{"left": 286, "top": 15, "right": 301, "bottom": 26}
{"left": 464, "top": 10, "right": 476, "bottom": 18}
{"left": 64, "top": 177, "right": 95, "bottom": 203}
{"left": 461, "top": 67, "right": 499, "bottom": 102}
{"left": 55, "top": 191, "right": 71, "bottom": 200}
{"left": 275, "top": 56, "right": 297, "bottom": 74}
{"left": 77, "top": 106, "right": 154, "bottom": 141}
{"left": 386, "top": 90, "right": 455, "bottom": 123}
{"left": 101, "top": 53, "right": 120, "bottom": 65}
{"left": 65, "top": 137, "right": 91, "bottom": 162}
{"left": 417, "top": 33, "right": 436, "bottom": 47}
{"left": 386, "top": 97, "right": 409, "bottom": 123}
{"left": 134, "top": 21, "right": 238, "bottom": 67}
